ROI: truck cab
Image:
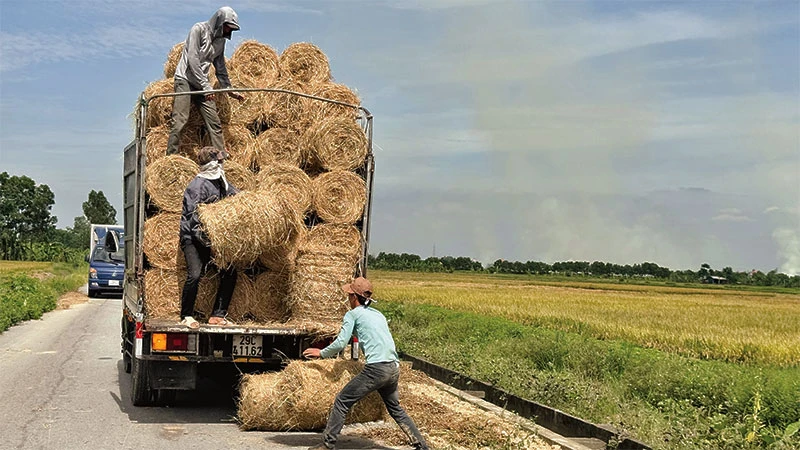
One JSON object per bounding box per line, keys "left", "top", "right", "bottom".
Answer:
{"left": 88, "top": 224, "right": 125, "bottom": 298}
{"left": 88, "top": 244, "right": 125, "bottom": 297}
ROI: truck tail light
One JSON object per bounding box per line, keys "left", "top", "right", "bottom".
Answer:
{"left": 135, "top": 321, "right": 144, "bottom": 339}
{"left": 151, "top": 333, "right": 191, "bottom": 352}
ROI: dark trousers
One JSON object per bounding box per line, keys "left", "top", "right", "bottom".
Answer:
{"left": 166, "top": 78, "right": 225, "bottom": 155}
{"left": 323, "top": 361, "right": 428, "bottom": 449}
{"left": 180, "top": 240, "right": 236, "bottom": 319}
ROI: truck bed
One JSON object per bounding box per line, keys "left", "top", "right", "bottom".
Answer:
{"left": 144, "top": 318, "right": 310, "bottom": 335}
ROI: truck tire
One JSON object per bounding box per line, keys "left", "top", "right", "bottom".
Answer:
{"left": 131, "top": 356, "right": 156, "bottom": 406}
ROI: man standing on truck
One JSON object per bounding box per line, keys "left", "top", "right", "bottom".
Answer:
{"left": 302, "top": 277, "right": 429, "bottom": 450}
{"left": 179, "top": 146, "right": 238, "bottom": 328}
{"left": 166, "top": 6, "right": 244, "bottom": 156}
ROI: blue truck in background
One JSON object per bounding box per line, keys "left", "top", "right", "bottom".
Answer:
{"left": 88, "top": 224, "right": 125, "bottom": 298}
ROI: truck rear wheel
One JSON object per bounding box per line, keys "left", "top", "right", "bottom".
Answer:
{"left": 131, "top": 356, "right": 156, "bottom": 406}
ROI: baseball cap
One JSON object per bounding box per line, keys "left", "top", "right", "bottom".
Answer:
{"left": 342, "top": 277, "right": 373, "bottom": 299}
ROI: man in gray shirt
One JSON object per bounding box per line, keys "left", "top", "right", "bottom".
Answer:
{"left": 167, "top": 6, "right": 244, "bottom": 156}
{"left": 303, "top": 277, "right": 429, "bottom": 450}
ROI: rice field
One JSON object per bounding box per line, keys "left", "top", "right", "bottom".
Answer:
{"left": 0, "top": 260, "right": 50, "bottom": 275}
{"left": 370, "top": 270, "right": 800, "bottom": 367}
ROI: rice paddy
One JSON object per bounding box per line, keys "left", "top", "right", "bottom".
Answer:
{"left": 370, "top": 270, "right": 800, "bottom": 367}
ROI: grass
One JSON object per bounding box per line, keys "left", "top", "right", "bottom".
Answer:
{"left": 371, "top": 270, "right": 800, "bottom": 367}
{"left": 0, "top": 260, "right": 87, "bottom": 333}
{"left": 368, "top": 270, "right": 800, "bottom": 449}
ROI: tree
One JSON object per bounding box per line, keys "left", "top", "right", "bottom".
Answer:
{"left": 0, "top": 172, "right": 57, "bottom": 259}
{"left": 82, "top": 190, "right": 117, "bottom": 224}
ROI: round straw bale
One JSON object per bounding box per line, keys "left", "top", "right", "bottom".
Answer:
{"left": 251, "top": 269, "right": 293, "bottom": 322}
{"left": 143, "top": 79, "right": 174, "bottom": 131}
{"left": 311, "top": 171, "right": 367, "bottom": 224}
{"left": 229, "top": 40, "right": 281, "bottom": 88}
{"left": 291, "top": 252, "right": 355, "bottom": 322}
{"left": 303, "top": 117, "right": 368, "bottom": 171}
{"left": 300, "top": 224, "right": 362, "bottom": 265}
{"left": 220, "top": 125, "right": 257, "bottom": 168}
{"left": 144, "top": 268, "right": 216, "bottom": 320}
{"left": 265, "top": 79, "right": 312, "bottom": 132}
{"left": 224, "top": 272, "right": 257, "bottom": 322}
{"left": 222, "top": 160, "right": 256, "bottom": 192}
{"left": 237, "top": 359, "right": 383, "bottom": 431}
{"left": 143, "top": 213, "right": 184, "bottom": 270}
{"left": 255, "top": 164, "right": 312, "bottom": 215}
{"left": 279, "top": 42, "right": 331, "bottom": 84}
{"left": 146, "top": 124, "right": 204, "bottom": 166}
{"left": 197, "top": 191, "right": 302, "bottom": 268}
{"left": 253, "top": 128, "right": 303, "bottom": 169}
{"left": 308, "top": 82, "right": 360, "bottom": 121}
{"left": 217, "top": 87, "right": 267, "bottom": 128}
{"left": 145, "top": 155, "right": 199, "bottom": 212}
{"left": 163, "top": 42, "right": 184, "bottom": 79}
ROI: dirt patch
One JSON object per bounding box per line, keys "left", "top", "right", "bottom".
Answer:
{"left": 29, "top": 271, "right": 54, "bottom": 281}
{"left": 57, "top": 291, "right": 89, "bottom": 310}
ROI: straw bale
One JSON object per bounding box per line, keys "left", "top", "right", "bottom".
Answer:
{"left": 304, "top": 117, "right": 368, "bottom": 171}
{"left": 146, "top": 124, "right": 204, "bottom": 166}
{"left": 292, "top": 252, "right": 355, "bottom": 322}
{"left": 229, "top": 40, "right": 280, "bottom": 88}
{"left": 253, "top": 128, "right": 303, "bottom": 170}
{"left": 143, "top": 213, "right": 184, "bottom": 270}
{"left": 220, "top": 125, "right": 257, "bottom": 168}
{"left": 279, "top": 42, "right": 331, "bottom": 84}
{"left": 145, "top": 155, "right": 199, "bottom": 212}
{"left": 308, "top": 82, "right": 360, "bottom": 121}
{"left": 144, "top": 268, "right": 215, "bottom": 320}
{"left": 216, "top": 87, "right": 266, "bottom": 128}
{"left": 257, "top": 226, "right": 302, "bottom": 273}
{"left": 300, "top": 224, "right": 362, "bottom": 265}
{"left": 265, "top": 79, "right": 312, "bottom": 132}
{"left": 311, "top": 171, "right": 367, "bottom": 224}
{"left": 163, "top": 42, "right": 184, "bottom": 79}
{"left": 355, "top": 369, "right": 544, "bottom": 450}
{"left": 255, "top": 164, "right": 312, "bottom": 216}
{"left": 143, "top": 79, "right": 174, "bottom": 131}
{"left": 197, "top": 191, "right": 302, "bottom": 268}
{"left": 251, "top": 269, "right": 293, "bottom": 322}
{"left": 222, "top": 160, "right": 256, "bottom": 192}
{"left": 238, "top": 359, "right": 383, "bottom": 431}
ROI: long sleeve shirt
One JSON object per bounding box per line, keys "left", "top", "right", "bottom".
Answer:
{"left": 174, "top": 8, "right": 236, "bottom": 91}
{"left": 320, "top": 306, "right": 399, "bottom": 364}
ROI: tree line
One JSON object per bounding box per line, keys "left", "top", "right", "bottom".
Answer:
{"left": 368, "top": 252, "right": 800, "bottom": 288}
{"left": 1, "top": 172, "right": 117, "bottom": 263}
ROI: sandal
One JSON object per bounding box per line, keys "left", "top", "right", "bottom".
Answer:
{"left": 208, "top": 316, "right": 234, "bottom": 326}
{"left": 180, "top": 316, "right": 200, "bottom": 329}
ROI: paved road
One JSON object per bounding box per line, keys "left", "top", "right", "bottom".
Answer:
{"left": 0, "top": 292, "right": 396, "bottom": 450}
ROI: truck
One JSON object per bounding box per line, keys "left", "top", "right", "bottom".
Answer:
{"left": 120, "top": 86, "right": 374, "bottom": 406}
{"left": 87, "top": 224, "right": 125, "bottom": 298}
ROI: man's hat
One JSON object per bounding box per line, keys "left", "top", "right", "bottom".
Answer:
{"left": 196, "top": 146, "right": 229, "bottom": 165}
{"left": 342, "top": 277, "right": 373, "bottom": 299}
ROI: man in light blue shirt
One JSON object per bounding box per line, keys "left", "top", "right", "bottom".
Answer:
{"left": 303, "top": 277, "right": 428, "bottom": 450}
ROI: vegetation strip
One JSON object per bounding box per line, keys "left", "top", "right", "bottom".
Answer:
{"left": 0, "top": 261, "right": 87, "bottom": 332}
{"left": 380, "top": 301, "right": 800, "bottom": 449}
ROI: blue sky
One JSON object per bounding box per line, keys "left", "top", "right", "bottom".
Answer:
{"left": 1, "top": 0, "right": 798, "bottom": 274}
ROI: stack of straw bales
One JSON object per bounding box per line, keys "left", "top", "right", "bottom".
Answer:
{"left": 140, "top": 40, "right": 366, "bottom": 331}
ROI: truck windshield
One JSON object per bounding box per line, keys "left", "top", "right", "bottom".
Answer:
{"left": 92, "top": 246, "right": 125, "bottom": 264}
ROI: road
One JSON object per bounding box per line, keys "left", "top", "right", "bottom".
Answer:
{"left": 0, "top": 290, "right": 396, "bottom": 450}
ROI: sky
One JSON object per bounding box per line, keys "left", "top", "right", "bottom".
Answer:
{"left": 0, "top": 0, "right": 798, "bottom": 274}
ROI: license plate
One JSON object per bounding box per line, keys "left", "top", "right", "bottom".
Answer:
{"left": 232, "top": 335, "right": 263, "bottom": 357}
{"left": 108, "top": 280, "right": 120, "bottom": 286}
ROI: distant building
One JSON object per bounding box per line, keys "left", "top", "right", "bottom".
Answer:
{"left": 703, "top": 275, "right": 728, "bottom": 284}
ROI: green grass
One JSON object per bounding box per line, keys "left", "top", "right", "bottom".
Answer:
{"left": 0, "top": 260, "right": 87, "bottom": 333}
